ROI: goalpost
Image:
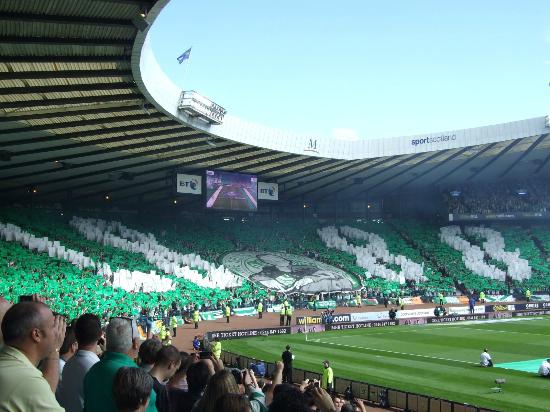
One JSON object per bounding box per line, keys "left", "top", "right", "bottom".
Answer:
{"left": 304, "top": 316, "right": 309, "bottom": 342}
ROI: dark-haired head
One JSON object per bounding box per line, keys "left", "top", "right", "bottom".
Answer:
{"left": 74, "top": 313, "right": 102, "bottom": 348}
{"left": 113, "top": 367, "right": 153, "bottom": 412}
{"left": 214, "top": 393, "right": 251, "bottom": 412}
{"left": 138, "top": 339, "right": 162, "bottom": 368}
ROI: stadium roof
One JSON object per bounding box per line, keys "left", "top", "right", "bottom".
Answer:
{"left": 1, "top": 0, "right": 550, "bottom": 209}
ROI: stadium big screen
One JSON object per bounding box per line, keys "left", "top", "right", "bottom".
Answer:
{"left": 205, "top": 170, "right": 258, "bottom": 211}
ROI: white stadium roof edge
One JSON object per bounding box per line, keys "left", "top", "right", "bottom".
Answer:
{"left": 0, "top": 0, "right": 549, "bottom": 208}
{"left": 134, "top": 1, "right": 548, "bottom": 161}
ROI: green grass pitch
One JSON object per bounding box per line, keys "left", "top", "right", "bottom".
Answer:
{"left": 223, "top": 316, "right": 550, "bottom": 412}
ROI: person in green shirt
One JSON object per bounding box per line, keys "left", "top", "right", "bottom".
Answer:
{"left": 438, "top": 292, "right": 444, "bottom": 305}
{"left": 84, "top": 318, "right": 157, "bottom": 412}
{"left": 193, "top": 309, "right": 200, "bottom": 329}
{"left": 526, "top": 289, "right": 532, "bottom": 302}
{"left": 211, "top": 337, "right": 222, "bottom": 360}
{"left": 257, "top": 301, "right": 263, "bottom": 319}
{"left": 285, "top": 306, "right": 293, "bottom": 326}
{"left": 170, "top": 316, "right": 178, "bottom": 338}
{"left": 479, "top": 291, "right": 486, "bottom": 304}
{"left": 321, "top": 360, "right": 334, "bottom": 393}
{"left": 225, "top": 305, "right": 231, "bottom": 324}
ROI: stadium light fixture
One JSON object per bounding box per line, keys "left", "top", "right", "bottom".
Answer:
{"left": 178, "top": 91, "right": 226, "bottom": 125}
{"left": 450, "top": 190, "right": 461, "bottom": 197}
{"left": 104, "top": 194, "right": 110, "bottom": 201}
{"left": 517, "top": 189, "right": 527, "bottom": 196}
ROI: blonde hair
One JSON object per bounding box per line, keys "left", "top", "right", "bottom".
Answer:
{"left": 193, "top": 369, "right": 240, "bottom": 412}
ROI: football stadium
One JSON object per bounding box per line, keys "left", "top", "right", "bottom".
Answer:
{"left": 0, "top": 1, "right": 550, "bottom": 412}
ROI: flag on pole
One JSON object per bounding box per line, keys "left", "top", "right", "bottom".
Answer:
{"left": 177, "top": 47, "right": 192, "bottom": 64}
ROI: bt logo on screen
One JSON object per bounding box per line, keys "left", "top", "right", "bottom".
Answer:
{"left": 180, "top": 178, "right": 199, "bottom": 191}
{"left": 260, "top": 186, "right": 277, "bottom": 197}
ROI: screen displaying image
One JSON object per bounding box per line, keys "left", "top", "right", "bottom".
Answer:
{"left": 205, "top": 170, "right": 258, "bottom": 211}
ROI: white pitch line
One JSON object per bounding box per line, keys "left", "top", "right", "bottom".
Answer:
{"left": 456, "top": 326, "right": 550, "bottom": 337}
{"left": 312, "top": 340, "right": 477, "bottom": 365}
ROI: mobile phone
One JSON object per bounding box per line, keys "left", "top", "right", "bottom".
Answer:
{"left": 313, "top": 381, "right": 320, "bottom": 388}
{"left": 199, "top": 351, "right": 212, "bottom": 359}
{"left": 19, "top": 295, "right": 33, "bottom": 302}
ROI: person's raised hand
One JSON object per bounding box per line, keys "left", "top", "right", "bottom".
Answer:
{"left": 52, "top": 314, "right": 67, "bottom": 354}
{"left": 312, "top": 387, "right": 336, "bottom": 412}
{"left": 207, "top": 355, "right": 224, "bottom": 372}
{"left": 354, "top": 398, "right": 367, "bottom": 412}
{"left": 242, "top": 368, "right": 253, "bottom": 386}
{"left": 275, "top": 360, "right": 284, "bottom": 371}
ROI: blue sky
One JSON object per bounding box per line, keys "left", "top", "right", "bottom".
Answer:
{"left": 150, "top": 0, "right": 550, "bottom": 140}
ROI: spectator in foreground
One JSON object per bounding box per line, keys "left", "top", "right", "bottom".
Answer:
{"left": 113, "top": 366, "right": 154, "bottom": 412}
{"left": 169, "top": 359, "right": 214, "bottom": 412}
{"left": 57, "top": 313, "right": 102, "bottom": 412}
{"left": 193, "top": 368, "right": 267, "bottom": 412}
{"left": 480, "top": 348, "right": 493, "bottom": 367}
{"left": 168, "top": 351, "right": 195, "bottom": 391}
{"left": 0, "top": 301, "right": 66, "bottom": 411}
{"left": 84, "top": 317, "right": 157, "bottom": 412}
{"left": 149, "top": 345, "right": 181, "bottom": 412}
{"left": 139, "top": 338, "right": 163, "bottom": 372}
{"left": 214, "top": 393, "right": 252, "bottom": 412}
{"left": 58, "top": 325, "right": 78, "bottom": 383}
{"left": 0, "top": 296, "right": 12, "bottom": 348}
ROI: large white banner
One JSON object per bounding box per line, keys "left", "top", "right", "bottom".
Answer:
{"left": 258, "top": 182, "right": 278, "bottom": 200}
{"left": 176, "top": 174, "right": 202, "bottom": 195}
{"left": 350, "top": 311, "right": 387, "bottom": 322}
{"left": 448, "top": 305, "right": 486, "bottom": 315}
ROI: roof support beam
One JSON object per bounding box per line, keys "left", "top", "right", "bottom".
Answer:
{"left": 0, "top": 82, "right": 136, "bottom": 96}
{"left": 0, "top": 133, "right": 209, "bottom": 176}
{"left": 0, "top": 56, "right": 130, "bottom": 64}
{"left": 0, "top": 112, "right": 164, "bottom": 135}
{"left": 387, "top": 147, "right": 470, "bottom": 195}
{"left": 0, "top": 103, "right": 153, "bottom": 122}
{"left": 355, "top": 152, "right": 444, "bottom": 196}
{"left": 233, "top": 154, "right": 299, "bottom": 173}
{"left": 430, "top": 143, "right": 497, "bottom": 185}
{"left": 1, "top": 120, "right": 184, "bottom": 148}
{"left": 3, "top": 143, "right": 246, "bottom": 193}
{"left": 277, "top": 159, "right": 345, "bottom": 183}
{"left": 467, "top": 139, "right": 522, "bottom": 181}
{"left": 0, "top": 36, "right": 132, "bottom": 47}
{"left": 283, "top": 160, "right": 369, "bottom": 199}
{"left": 0, "top": 12, "right": 134, "bottom": 28}
{"left": 0, "top": 70, "right": 132, "bottom": 80}
{"left": 0, "top": 93, "right": 143, "bottom": 110}
{"left": 499, "top": 134, "right": 547, "bottom": 178}
{"left": 298, "top": 157, "right": 404, "bottom": 202}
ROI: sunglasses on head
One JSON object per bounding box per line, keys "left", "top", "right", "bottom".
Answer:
{"left": 110, "top": 316, "right": 138, "bottom": 340}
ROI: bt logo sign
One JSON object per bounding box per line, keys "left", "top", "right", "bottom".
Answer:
{"left": 260, "top": 185, "right": 277, "bottom": 197}
{"left": 179, "top": 178, "right": 199, "bottom": 191}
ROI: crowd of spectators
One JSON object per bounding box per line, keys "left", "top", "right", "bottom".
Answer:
{"left": 0, "top": 297, "right": 369, "bottom": 412}
{"left": 444, "top": 180, "right": 550, "bottom": 215}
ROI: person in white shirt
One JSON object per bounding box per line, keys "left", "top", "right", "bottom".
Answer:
{"left": 538, "top": 359, "right": 550, "bottom": 377}
{"left": 480, "top": 348, "right": 493, "bottom": 367}
{"left": 57, "top": 314, "right": 102, "bottom": 412}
